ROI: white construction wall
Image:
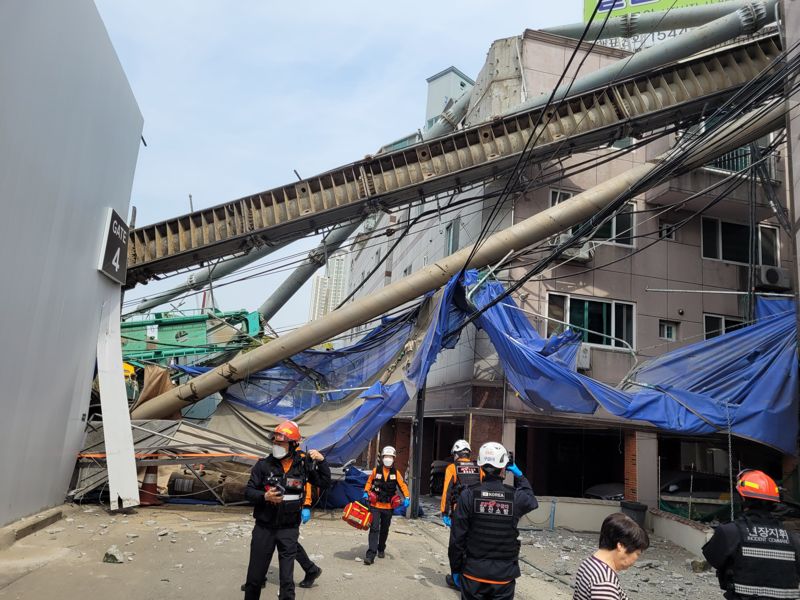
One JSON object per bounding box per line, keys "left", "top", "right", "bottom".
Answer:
{"left": 0, "top": 0, "right": 142, "bottom": 526}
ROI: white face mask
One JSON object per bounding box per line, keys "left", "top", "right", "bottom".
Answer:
{"left": 273, "top": 445, "right": 288, "bottom": 459}
{"left": 382, "top": 457, "right": 394, "bottom": 467}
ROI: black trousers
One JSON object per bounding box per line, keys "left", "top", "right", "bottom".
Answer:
{"left": 367, "top": 507, "right": 393, "bottom": 557}
{"left": 296, "top": 543, "right": 314, "bottom": 573}
{"left": 244, "top": 523, "right": 298, "bottom": 600}
{"left": 461, "top": 576, "right": 515, "bottom": 600}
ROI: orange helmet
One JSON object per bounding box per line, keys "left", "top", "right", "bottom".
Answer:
{"left": 273, "top": 420, "right": 301, "bottom": 442}
{"left": 736, "top": 469, "right": 780, "bottom": 502}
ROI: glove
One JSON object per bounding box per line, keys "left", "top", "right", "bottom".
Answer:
{"left": 362, "top": 491, "right": 369, "bottom": 502}
{"left": 403, "top": 497, "right": 410, "bottom": 509}
{"left": 507, "top": 463, "right": 523, "bottom": 477}
{"left": 452, "top": 574, "right": 461, "bottom": 588}
{"left": 442, "top": 515, "right": 451, "bottom": 527}
{"left": 301, "top": 508, "right": 311, "bottom": 524}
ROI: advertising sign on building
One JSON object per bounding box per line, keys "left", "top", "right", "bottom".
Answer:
{"left": 583, "top": 0, "right": 728, "bottom": 22}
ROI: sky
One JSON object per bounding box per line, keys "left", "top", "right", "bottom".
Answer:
{"left": 95, "top": 0, "right": 581, "bottom": 331}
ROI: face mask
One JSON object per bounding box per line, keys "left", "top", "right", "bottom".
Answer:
{"left": 273, "top": 445, "right": 288, "bottom": 459}
{"left": 382, "top": 457, "right": 394, "bottom": 467}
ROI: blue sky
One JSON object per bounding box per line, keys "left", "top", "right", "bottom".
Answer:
{"left": 95, "top": 1, "right": 579, "bottom": 331}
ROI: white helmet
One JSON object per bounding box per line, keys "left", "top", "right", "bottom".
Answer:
{"left": 477, "top": 442, "right": 509, "bottom": 469}
{"left": 451, "top": 439, "right": 471, "bottom": 454}
{"left": 381, "top": 445, "right": 396, "bottom": 458}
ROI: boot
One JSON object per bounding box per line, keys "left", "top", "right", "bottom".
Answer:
{"left": 298, "top": 566, "right": 322, "bottom": 588}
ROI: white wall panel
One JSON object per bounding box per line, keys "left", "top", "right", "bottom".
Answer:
{"left": 0, "top": 0, "right": 142, "bottom": 526}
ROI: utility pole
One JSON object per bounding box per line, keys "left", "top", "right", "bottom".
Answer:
{"left": 409, "top": 386, "right": 426, "bottom": 519}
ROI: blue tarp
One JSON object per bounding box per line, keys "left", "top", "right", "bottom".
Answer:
{"left": 469, "top": 276, "right": 798, "bottom": 455}
{"left": 197, "top": 273, "right": 797, "bottom": 460}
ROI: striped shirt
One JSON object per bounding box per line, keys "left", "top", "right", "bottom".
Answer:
{"left": 572, "top": 555, "right": 628, "bottom": 600}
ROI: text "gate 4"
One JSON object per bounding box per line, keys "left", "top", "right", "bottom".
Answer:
{"left": 97, "top": 207, "right": 129, "bottom": 285}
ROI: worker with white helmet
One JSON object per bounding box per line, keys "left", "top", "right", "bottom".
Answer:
{"left": 441, "top": 439, "right": 482, "bottom": 589}
{"left": 448, "top": 442, "right": 538, "bottom": 599}
{"left": 361, "top": 445, "right": 410, "bottom": 565}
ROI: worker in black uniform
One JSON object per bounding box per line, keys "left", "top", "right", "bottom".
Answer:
{"left": 242, "top": 420, "right": 330, "bottom": 600}
{"left": 441, "top": 439, "right": 482, "bottom": 589}
{"left": 702, "top": 469, "right": 800, "bottom": 599}
{"left": 449, "top": 441, "right": 538, "bottom": 599}
{"left": 240, "top": 453, "right": 330, "bottom": 592}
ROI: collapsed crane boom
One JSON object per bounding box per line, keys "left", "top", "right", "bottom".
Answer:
{"left": 126, "top": 34, "right": 781, "bottom": 286}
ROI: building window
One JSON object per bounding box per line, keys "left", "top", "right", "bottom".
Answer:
{"left": 659, "top": 221, "right": 675, "bottom": 240}
{"left": 701, "top": 217, "right": 779, "bottom": 266}
{"left": 423, "top": 255, "right": 428, "bottom": 267}
{"left": 402, "top": 265, "right": 412, "bottom": 277}
{"left": 658, "top": 320, "right": 678, "bottom": 341}
{"left": 704, "top": 314, "right": 745, "bottom": 340}
{"left": 550, "top": 189, "right": 633, "bottom": 246}
{"left": 444, "top": 218, "right": 460, "bottom": 255}
{"left": 547, "top": 293, "right": 634, "bottom": 349}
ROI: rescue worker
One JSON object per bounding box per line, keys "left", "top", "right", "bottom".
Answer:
{"left": 441, "top": 439, "right": 482, "bottom": 589}
{"left": 362, "top": 445, "right": 410, "bottom": 565}
{"left": 449, "top": 441, "right": 538, "bottom": 599}
{"left": 702, "top": 469, "right": 800, "bottom": 599}
{"left": 240, "top": 462, "right": 329, "bottom": 592}
{"left": 242, "top": 420, "right": 330, "bottom": 600}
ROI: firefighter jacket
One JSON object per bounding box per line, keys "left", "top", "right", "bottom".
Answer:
{"left": 703, "top": 509, "right": 800, "bottom": 599}
{"left": 245, "top": 450, "right": 330, "bottom": 528}
{"left": 441, "top": 458, "right": 483, "bottom": 515}
{"left": 448, "top": 472, "right": 538, "bottom": 584}
{"left": 365, "top": 466, "right": 410, "bottom": 510}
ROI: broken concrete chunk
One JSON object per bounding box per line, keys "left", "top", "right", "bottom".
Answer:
{"left": 157, "top": 529, "right": 170, "bottom": 537}
{"left": 102, "top": 545, "right": 124, "bottom": 564}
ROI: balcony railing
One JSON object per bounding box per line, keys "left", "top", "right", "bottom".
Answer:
{"left": 706, "top": 146, "right": 777, "bottom": 180}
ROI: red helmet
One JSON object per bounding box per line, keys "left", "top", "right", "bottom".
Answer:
{"left": 274, "top": 420, "right": 301, "bottom": 442}
{"left": 736, "top": 469, "right": 780, "bottom": 502}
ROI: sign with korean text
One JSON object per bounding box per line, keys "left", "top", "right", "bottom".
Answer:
{"left": 583, "top": 0, "right": 728, "bottom": 22}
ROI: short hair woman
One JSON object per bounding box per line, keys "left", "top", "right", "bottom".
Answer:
{"left": 573, "top": 512, "right": 650, "bottom": 600}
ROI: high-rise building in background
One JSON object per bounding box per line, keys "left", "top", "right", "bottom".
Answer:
{"left": 308, "top": 251, "right": 350, "bottom": 321}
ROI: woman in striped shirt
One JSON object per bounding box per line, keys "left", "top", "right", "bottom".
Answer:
{"left": 573, "top": 512, "right": 650, "bottom": 600}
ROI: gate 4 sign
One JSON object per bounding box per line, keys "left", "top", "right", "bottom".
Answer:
{"left": 97, "top": 207, "right": 129, "bottom": 285}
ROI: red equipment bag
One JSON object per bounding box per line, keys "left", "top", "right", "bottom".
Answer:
{"left": 342, "top": 500, "right": 372, "bottom": 530}
{"left": 390, "top": 495, "right": 402, "bottom": 509}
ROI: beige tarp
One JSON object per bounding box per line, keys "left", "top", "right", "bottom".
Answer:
{"left": 129, "top": 364, "right": 177, "bottom": 414}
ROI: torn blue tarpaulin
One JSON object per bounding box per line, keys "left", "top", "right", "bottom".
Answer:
{"left": 196, "top": 273, "right": 796, "bottom": 460}
{"left": 302, "top": 278, "right": 462, "bottom": 464}
{"left": 468, "top": 275, "right": 798, "bottom": 455}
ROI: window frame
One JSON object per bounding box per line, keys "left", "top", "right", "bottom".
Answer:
{"left": 701, "top": 216, "right": 781, "bottom": 267}
{"left": 658, "top": 220, "right": 676, "bottom": 241}
{"left": 658, "top": 319, "right": 678, "bottom": 341}
{"left": 550, "top": 188, "right": 635, "bottom": 247}
{"left": 546, "top": 292, "right": 636, "bottom": 351}
{"left": 703, "top": 313, "right": 745, "bottom": 340}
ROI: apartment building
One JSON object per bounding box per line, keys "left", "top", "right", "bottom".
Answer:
{"left": 347, "top": 30, "right": 792, "bottom": 508}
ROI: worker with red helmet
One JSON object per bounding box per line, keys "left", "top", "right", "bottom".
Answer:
{"left": 703, "top": 469, "right": 800, "bottom": 599}
{"left": 242, "top": 420, "right": 330, "bottom": 600}
{"left": 361, "top": 445, "right": 410, "bottom": 565}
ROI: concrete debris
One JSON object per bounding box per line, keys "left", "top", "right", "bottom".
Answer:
{"left": 355, "top": 557, "right": 362, "bottom": 562}
{"left": 689, "top": 558, "right": 711, "bottom": 572}
{"left": 413, "top": 574, "right": 426, "bottom": 580}
{"left": 126, "top": 533, "right": 139, "bottom": 539}
{"left": 102, "top": 545, "right": 124, "bottom": 564}
{"left": 157, "top": 530, "right": 170, "bottom": 537}
{"left": 45, "top": 528, "right": 64, "bottom": 535}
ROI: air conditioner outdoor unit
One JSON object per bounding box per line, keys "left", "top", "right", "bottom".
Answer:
{"left": 755, "top": 265, "right": 792, "bottom": 292}
{"left": 554, "top": 233, "right": 594, "bottom": 264}
{"left": 576, "top": 344, "right": 591, "bottom": 371}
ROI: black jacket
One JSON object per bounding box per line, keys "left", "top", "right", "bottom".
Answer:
{"left": 245, "top": 450, "right": 330, "bottom": 528}
{"left": 703, "top": 509, "right": 800, "bottom": 599}
{"left": 448, "top": 473, "right": 538, "bottom": 582}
